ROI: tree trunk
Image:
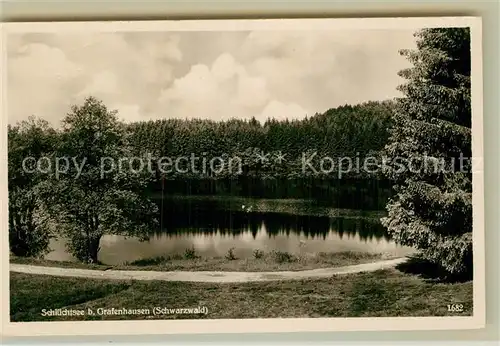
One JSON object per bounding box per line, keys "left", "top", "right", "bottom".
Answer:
{"left": 88, "top": 235, "right": 101, "bottom": 264}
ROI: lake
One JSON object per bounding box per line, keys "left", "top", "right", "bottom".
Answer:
{"left": 46, "top": 195, "right": 413, "bottom": 265}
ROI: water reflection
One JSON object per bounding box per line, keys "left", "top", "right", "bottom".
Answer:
{"left": 46, "top": 196, "right": 413, "bottom": 265}
{"left": 155, "top": 210, "right": 388, "bottom": 242}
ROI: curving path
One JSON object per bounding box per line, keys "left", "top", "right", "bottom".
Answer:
{"left": 10, "top": 257, "right": 407, "bottom": 283}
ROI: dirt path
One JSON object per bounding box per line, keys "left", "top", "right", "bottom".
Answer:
{"left": 10, "top": 257, "right": 407, "bottom": 283}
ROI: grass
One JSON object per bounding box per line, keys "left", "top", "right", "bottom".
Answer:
{"left": 10, "top": 273, "right": 131, "bottom": 322}
{"left": 10, "top": 268, "right": 473, "bottom": 321}
{"left": 10, "top": 256, "right": 113, "bottom": 270}
{"left": 11, "top": 251, "right": 395, "bottom": 272}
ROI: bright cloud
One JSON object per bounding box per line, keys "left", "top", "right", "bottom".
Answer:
{"left": 240, "top": 30, "right": 415, "bottom": 111}
{"left": 7, "top": 28, "right": 417, "bottom": 126}
{"left": 259, "top": 101, "right": 309, "bottom": 123}
{"left": 7, "top": 43, "right": 84, "bottom": 125}
{"left": 7, "top": 32, "right": 182, "bottom": 126}
{"left": 158, "top": 53, "right": 272, "bottom": 121}
{"left": 79, "top": 70, "right": 119, "bottom": 96}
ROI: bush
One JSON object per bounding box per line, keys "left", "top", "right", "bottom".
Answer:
{"left": 271, "top": 251, "right": 296, "bottom": 263}
{"left": 225, "top": 247, "right": 237, "bottom": 261}
{"left": 9, "top": 225, "right": 51, "bottom": 258}
{"left": 9, "top": 191, "right": 52, "bottom": 258}
{"left": 8, "top": 117, "right": 55, "bottom": 258}
{"left": 129, "top": 256, "right": 167, "bottom": 266}
{"left": 184, "top": 247, "right": 198, "bottom": 260}
{"left": 253, "top": 249, "right": 264, "bottom": 259}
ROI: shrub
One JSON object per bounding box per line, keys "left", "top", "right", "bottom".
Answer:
{"left": 9, "top": 197, "right": 52, "bottom": 258}
{"left": 8, "top": 117, "right": 55, "bottom": 258}
{"left": 271, "top": 250, "right": 296, "bottom": 263}
{"left": 129, "top": 256, "right": 167, "bottom": 266}
{"left": 253, "top": 249, "right": 264, "bottom": 259}
{"left": 171, "top": 254, "right": 183, "bottom": 260}
{"left": 225, "top": 247, "right": 237, "bottom": 261}
{"left": 184, "top": 247, "right": 198, "bottom": 260}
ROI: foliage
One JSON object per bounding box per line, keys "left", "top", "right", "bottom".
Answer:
{"left": 128, "top": 256, "right": 168, "bottom": 266}
{"left": 8, "top": 116, "right": 57, "bottom": 257}
{"left": 381, "top": 28, "right": 472, "bottom": 275}
{"left": 253, "top": 249, "right": 264, "bottom": 259}
{"left": 126, "top": 101, "right": 395, "bottom": 180}
{"left": 38, "top": 97, "right": 159, "bottom": 263}
{"left": 183, "top": 247, "right": 198, "bottom": 260}
{"left": 225, "top": 247, "right": 237, "bottom": 261}
{"left": 271, "top": 250, "right": 296, "bottom": 263}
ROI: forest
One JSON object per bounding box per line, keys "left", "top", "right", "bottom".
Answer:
{"left": 128, "top": 101, "right": 393, "bottom": 159}
{"left": 8, "top": 27, "right": 473, "bottom": 276}
{"left": 125, "top": 100, "right": 395, "bottom": 202}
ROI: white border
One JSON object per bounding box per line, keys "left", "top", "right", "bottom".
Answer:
{"left": 0, "top": 16, "right": 485, "bottom": 337}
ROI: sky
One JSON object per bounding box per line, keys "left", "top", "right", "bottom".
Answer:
{"left": 7, "top": 29, "right": 417, "bottom": 126}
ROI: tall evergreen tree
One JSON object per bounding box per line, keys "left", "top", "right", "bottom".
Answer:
{"left": 381, "top": 28, "right": 473, "bottom": 275}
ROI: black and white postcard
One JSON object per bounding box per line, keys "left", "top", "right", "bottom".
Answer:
{"left": 1, "top": 17, "right": 484, "bottom": 336}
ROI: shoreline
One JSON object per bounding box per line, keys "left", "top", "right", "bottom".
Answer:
{"left": 10, "top": 251, "right": 404, "bottom": 273}
{"left": 10, "top": 258, "right": 409, "bottom": 283}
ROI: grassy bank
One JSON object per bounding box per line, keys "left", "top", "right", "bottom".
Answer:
{"left": 10, "top": 251, "right": 396, "bottom": 272}
{"left": 10, "top": 268, "right": 472, "bottom": 321}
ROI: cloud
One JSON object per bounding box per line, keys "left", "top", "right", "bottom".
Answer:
{"left": 7, "top": 42, "right": 84, "bottom": 125}
{"left": 7, "top": 32, "right": 182, "bottom": 126}
{"left": 110, "top": 104, "right": 143, "bottom": 123}
{"left": 79, "top": 70, "right": 118, "bottom": 96}
{"left": 158, "top": 53, "right": 272, "bottom": 121}
{"left": 258, "top": 101, "right": 309, "bottom": 123}
{"left": 7, "top": 29, "right": 416, "bottom": 126}
{"left": 239, "top": 30, "right": 416, "bottom": 111}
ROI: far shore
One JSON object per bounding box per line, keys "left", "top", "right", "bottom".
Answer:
{"left": 10, "top": 250, "right": 402, "bottom": 272}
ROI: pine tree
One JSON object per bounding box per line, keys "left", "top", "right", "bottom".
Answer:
{"left": 381, "top": 28, "right": 472, "bottom": 275}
